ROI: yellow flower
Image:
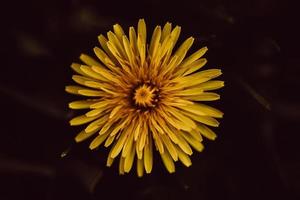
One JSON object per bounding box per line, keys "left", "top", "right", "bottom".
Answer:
{"left": 66, "top": 19, "right": 224, "bottom": 177}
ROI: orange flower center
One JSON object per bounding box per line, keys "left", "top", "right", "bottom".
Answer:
{"left": 133, "top": 84, "right": 158, "bottom": 108}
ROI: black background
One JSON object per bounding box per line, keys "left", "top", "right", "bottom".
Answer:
{"left": 1, "top": 0, "right": 299, "bottom": 200}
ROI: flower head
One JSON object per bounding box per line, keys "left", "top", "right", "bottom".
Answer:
{"left": 66, "top": 19, "right": 224, "bottom": 177}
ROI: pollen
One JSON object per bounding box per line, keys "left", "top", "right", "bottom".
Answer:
{"left": 132, "top": 82, "right": 160, "bottom": 109}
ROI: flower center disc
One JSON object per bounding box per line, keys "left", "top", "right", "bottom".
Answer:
{"left": 133, "top": 84, "right": 158, "bottom": 108}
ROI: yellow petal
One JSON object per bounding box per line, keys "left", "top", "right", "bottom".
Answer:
{"left": 104, "top": 134, "right": 116, "bottom": 147}
{"left": 169, "top": 26, "right": 181, "bottom": 49}
{"left": 160, "top": 55, "right": 178, "bottom": 77}
{"left": 174, "top": 103, "right": 208, "bottom": 117}
{"left": 137, "top": 19, "right": 146, "bottom": 44}
{"left": 122, "top": 35, "right": 136, "bottom": 67}
{"left": 137, "top": 158, "right": 144, "bottom": 177}
{"left": 78, "top": 89, "right": 104, "bottom": 97}
{"left": 138, "top": 123, "right": 148, "bottom": 151}
{"left": 189, "top": 129, "right": 203, "bottom": 142}
{"left": 98, "top": 34, "right": 119, "bottom": 65}
{"left": 159, "top": 34, "right": 174, "bottom": 62}
{"left": 175, "top": 58, "right": 207, "bottom": 77}
{"left": 190, "top": 103, "right": 224, "bottom": 118}
{"left": 161, "top": 134, "right": 178, "bottom": 161}
{"left": 174, "top": 145, "right": 192, "bottom": 167}
{"left": 150, "top": 116, "right": 164, "bottom": 134}
{"left": 110, "top": 132, "right": 127, "bottom": 158}
{"left": 161, "top": 22, "right": 172, "bottom": 42}
{"left": 124, "top": 143, "right": 135, "bottom": 173}
{"left": 85, "top": 108, "right": 104, "bottom": 117}
{"left": 119, "top": 156, "right": 125, "bottom": 175}
{"left": 69, "top": 114, "right": 99, "bottom": 126}
{"left": 197, "top": 124, "right": 217, "bottom": 140}
{"left": 137, "top": 35, "right": 146, "bottom": 66}
{"left": 107, "top": 31, "right": 126, "bottom": 59}
{"left": 98, "top": 86, "right": 119, "bottom": 96}
{"left": 89, "top": 131, "right": 110, "bottom": 150}
{"left": 83, "top": 80, "right": 105, "bottom": 89}
{"left": 160, "top": 151, "right": 175, "bottom": 173}
{"left": 70, "top": 63, "right": 86, "bottom": 76}
{"left": 107, "top": 41, "right": 127, "bottom": 65}
{"left": 159, "top": 25, "right": 181, "bottom": 67}
{"left": 166, "top": 106, "right": 197, "bottom": 130}
{"left": 188, "top": 68, "right": 222, "bottom": 78}
{"left": 65, "top": 85, "right": 87, "bottom": 95}
{"left": 91, "top": 65, "right": 120, "bottom": 84}
{"left": 173, "top": 36, "right": 194, "bottom": 66}
{"left": 183, "top": 92, "right": 220, "bottom": 101}
{"left": 72, "top": 75, "right": 94, "bottom": 87}
{"left": 75, "top": 129, "right": 98, "bottom": 142}
{"left": 157, "top": 109, "right": 182, "bottom": 130}
{"left": 136, "top": 19, "right": 147, "bottom": 66}
{"left": 149, "top": 26, "right": 161, "bottom": 58}
{"left": 181, "top": 131, "right": 204, "bottom": 152}
{"left": 85, "top": 115, "right": 108, "bottom": 133}
{"left": 110, "top": 124, "right": 133, "bottom": 158}
{"left": 69, "top": 100, "right": 96, "bottom": 109}
{"left": 99, "top": 119, "right": 117, "bottom": 135}
{"left": 181, "top": 111, "right": 220, "bottom": 127}
{"left": 176, "top": 69, "right": 222, "bottom": 88}
{"left": 80, "top": 65, "right": 106, "bottom": 81}
{"left": 175, "top": 88, "right": 203, "bottom": 96}
{"left": 173, "top": 130, "right": 193, "bottom": 155}
{"left": 122, "top": 127, "right": 134, "bottom": 158}
{"left": 182, "top": 58, "right": 207, "bottom": 76}
{"left": 106, "top": 148, "right": 115, "bottom": 167}
{"left": 93, "top": 47, "right": 116, "bottom": 68}
{"left": 195, "top": 80, "right": 225, "bottom": 91}
{"left": 136, "top": 144, "right": 143, "bottom": 159}
{"left": 113, "top": 23, "right": 125, "bottom": 42}
{"left": 129, "top": 26, "right": 138, "bottom": 54}
{"left": 151, "top": 128, "right": 164, "bottom": 154}
{"left": 144, "top": 135, "right": 153, "bottom": 173}
{"left": 80, "top": 54, "right": 100, "bottom": 66}
{"left": 179, "top": 46, "right": 208, "bottom": 69}
{"left": 133, "top": 118, "right": 142, "bottom": 141}
{"left": 110, "top": 118, "right": 129, "bottom": 136}
{"left": 90, "top": 101, "right": 110, "bottom": 109}
{"left": 109, "top": 105, "right": 123, "bottom": 119}
{"left": 157, "top": 119, "right": 179, "bottom": 144}
{"left": 195, "top": 69, "right": 222, "bottom": 78}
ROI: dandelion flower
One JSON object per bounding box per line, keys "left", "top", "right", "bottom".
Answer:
{"left": 66, "top": 19, "right": 224, "bottom": 177}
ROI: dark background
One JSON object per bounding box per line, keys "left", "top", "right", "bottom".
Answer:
{"left": 1, "top": 0, "right": 299, "bottom": 199}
